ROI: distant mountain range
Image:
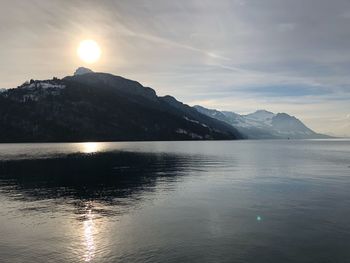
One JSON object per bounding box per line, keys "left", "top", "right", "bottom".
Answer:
{"left": 0, "top": 68, "right": 241, "bottom": 142}
{"left": 0, "top": 67, "right": 330, "bottom": 142}
{"left": 194, "top": 106, "right": 330, "bottom": 139}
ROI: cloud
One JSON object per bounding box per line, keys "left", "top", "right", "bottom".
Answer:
{"left": 0, "top": 0, "right": 350, "bottom": 135}
{"left": 277, "top": 23, "right": 296, "bottom": 32}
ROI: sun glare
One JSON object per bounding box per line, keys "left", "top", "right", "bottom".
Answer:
{"left": 77, "top": 40, "right": 101, "bottom": 64}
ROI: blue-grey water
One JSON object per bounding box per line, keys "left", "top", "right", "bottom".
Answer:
{"left": 0, "top": 140, "right": 349, "bottom": 263}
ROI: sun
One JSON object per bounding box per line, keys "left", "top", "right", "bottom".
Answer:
{"left": 77, "top": 40, "right": 101, "bottom": 64}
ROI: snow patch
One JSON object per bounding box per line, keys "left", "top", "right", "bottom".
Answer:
{"left": 176, "top": 128, "right": 203, "bottom": 139}
{"left": 22, "top": 82, "right": 65, "bottom": 90}
{"left": 183, "top": 116, "right": 208, "bottom": 127}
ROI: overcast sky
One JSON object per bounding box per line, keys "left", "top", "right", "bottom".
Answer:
{"left": 1, "top": 0, "right": 350, "bottom": 136}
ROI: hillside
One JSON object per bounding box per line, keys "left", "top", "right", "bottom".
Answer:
{"left": 0, "top": 69, "right": 241, "bottom": 142}
{"left": 194, "top": 106, "right": 330, "bottom": 139}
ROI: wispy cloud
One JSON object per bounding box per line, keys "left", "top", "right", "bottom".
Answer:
{"left": 0, "top": 0, "right": 350, "bottom": 135}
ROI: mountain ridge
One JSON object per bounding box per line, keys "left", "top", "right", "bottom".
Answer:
{"left": 0, "top": 69, "right": 241, "bottom": 143}
{"left": 194, "top": 105, "right": 330, "bottom": 139}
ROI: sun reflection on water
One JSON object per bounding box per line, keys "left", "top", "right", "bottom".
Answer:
{"left": 81, "top": 142, "right": 102, "bottom": 154}
{"left": 83, "top": 209, "right": 95, "bottom": 262}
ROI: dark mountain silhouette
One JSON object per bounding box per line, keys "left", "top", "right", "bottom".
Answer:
{"left": 0, "top": 69, "right": 241, "bottom": 142}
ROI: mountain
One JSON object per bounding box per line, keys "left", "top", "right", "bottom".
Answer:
{"left": 0, "top": 69, "right": 241, "bottom": 142}
{"left": 194, "top": 106, "right": 330, "bottom": 139}
{"left": 74, "top": 67, "right": 94, "bottom": 76}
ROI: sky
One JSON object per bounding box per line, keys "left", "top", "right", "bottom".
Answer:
{"left": 1, "top": 0, "right": 350, "bottom": 136}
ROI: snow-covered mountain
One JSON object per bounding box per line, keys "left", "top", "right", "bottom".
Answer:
{"left": 74, "top": 67, "right": 94, "bottom": 76}
{"left": 194, "top": 106, "right": 330, "bottom": 139}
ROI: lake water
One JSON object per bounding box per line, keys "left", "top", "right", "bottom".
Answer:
{"left": 0, "top": 140, "right": 349, "bottom": 263}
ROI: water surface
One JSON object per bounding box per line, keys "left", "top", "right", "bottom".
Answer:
{"left": 0, "top": 140, "right": 349, "bottom": 262}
